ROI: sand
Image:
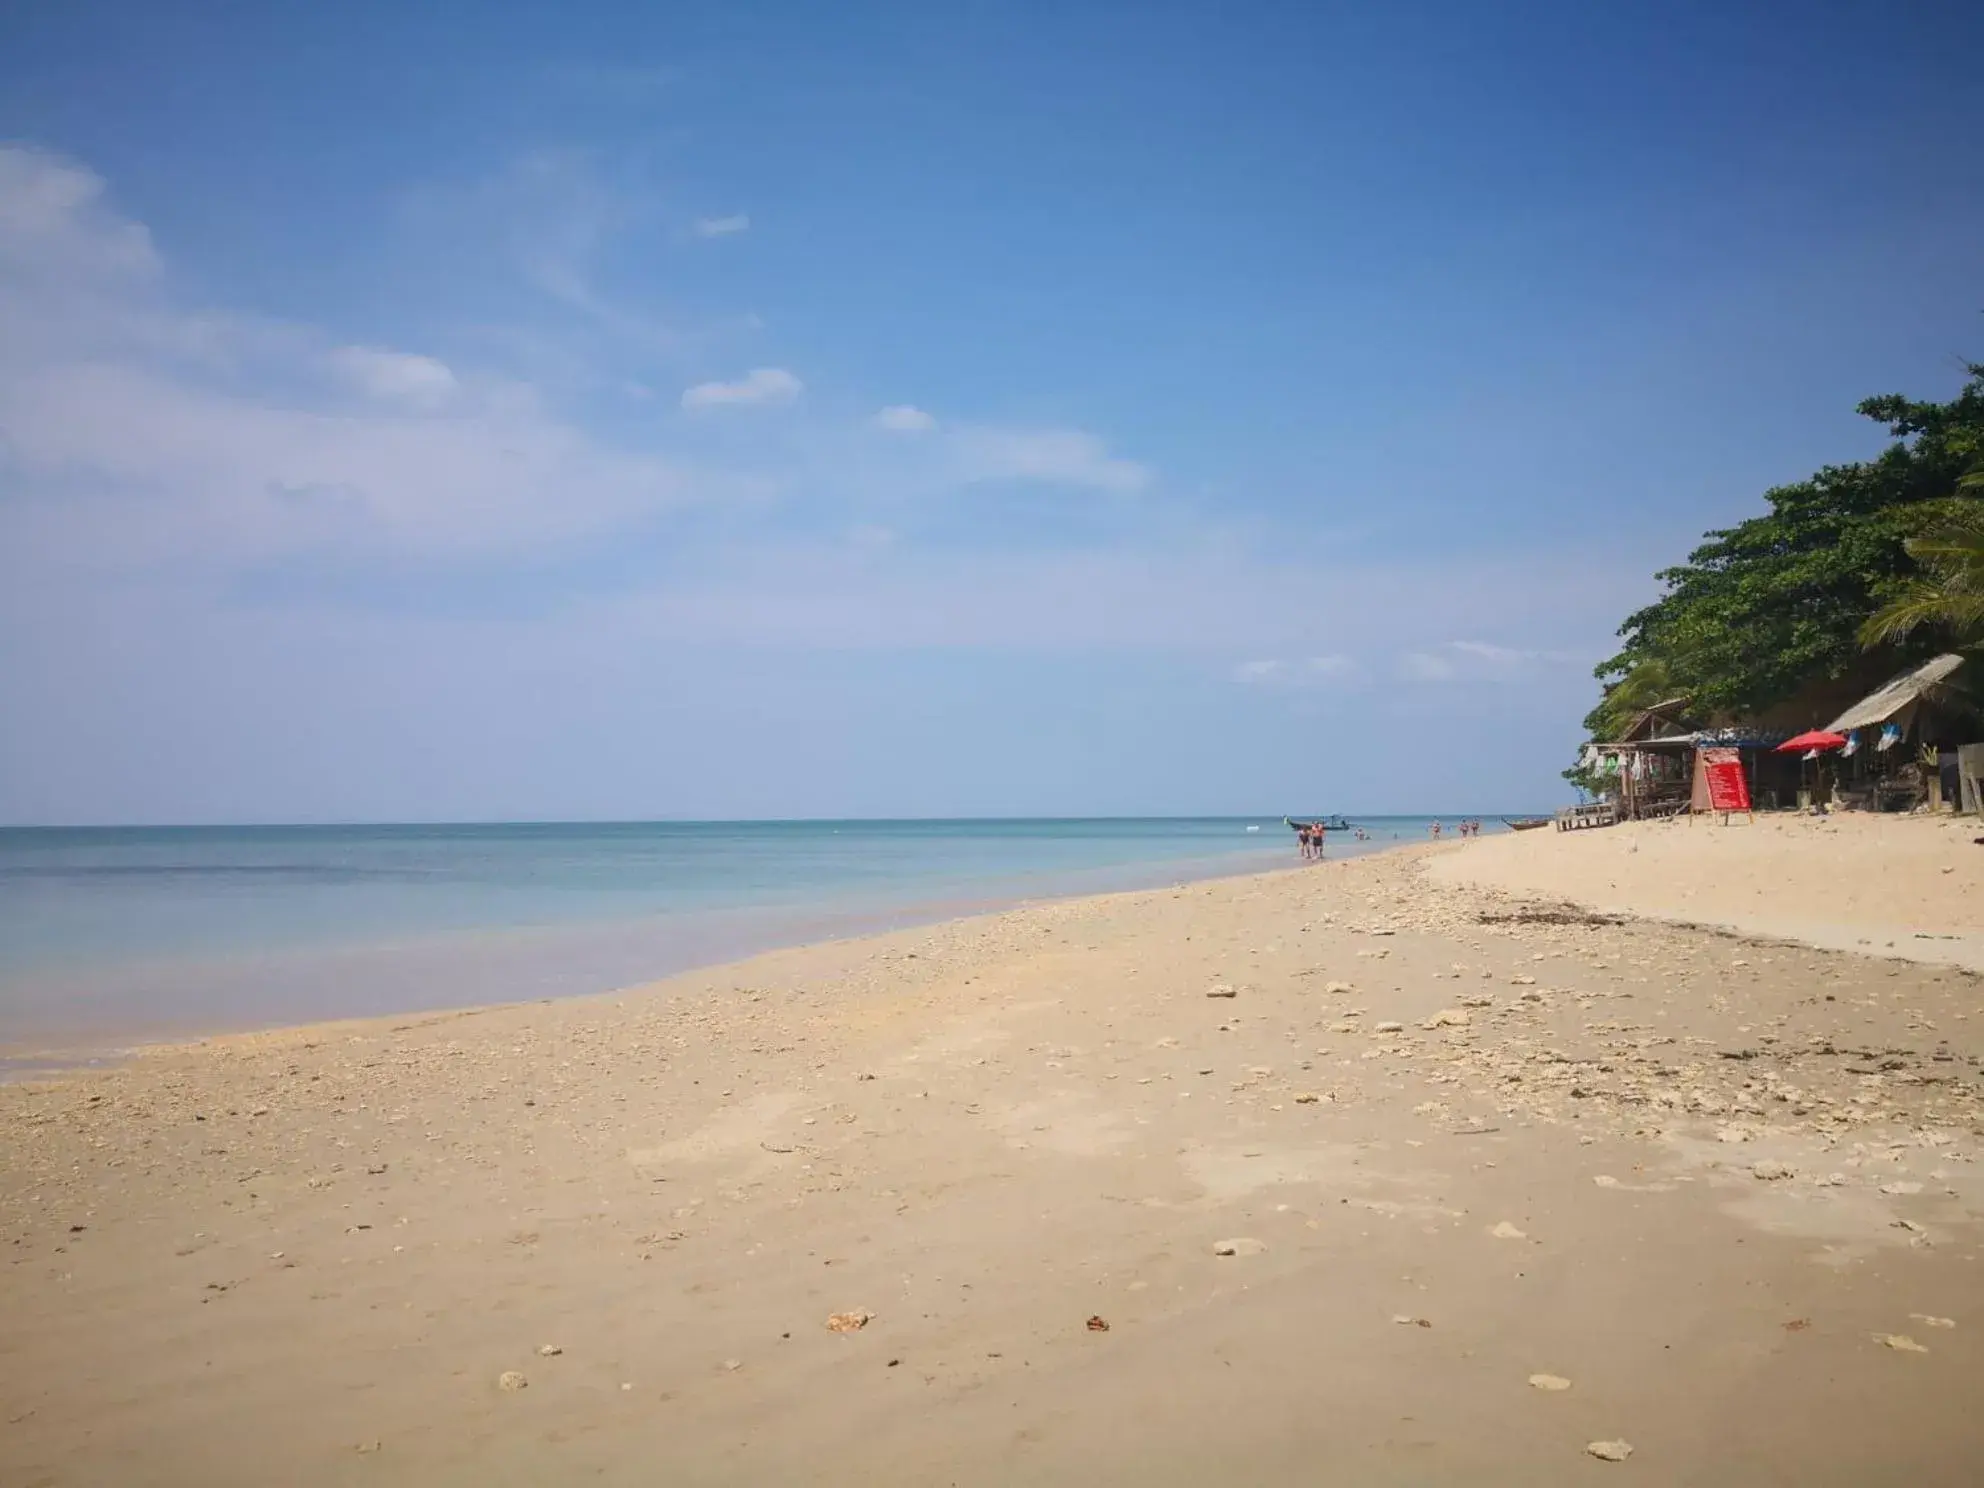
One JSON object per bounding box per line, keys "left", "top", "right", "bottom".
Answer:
{"left": 4, "top": 833, "right": 1982, "bottom": 1485}
{"left": 1434, "top": 811, "right": 1984, "bottom": 970}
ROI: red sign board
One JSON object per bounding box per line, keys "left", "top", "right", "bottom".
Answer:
{"left": 1700, "top": 747, "right": 1751, "bottom": 814}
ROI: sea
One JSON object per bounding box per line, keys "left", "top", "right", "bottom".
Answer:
{"left": 0, "top": 816, "right": 1486, "bottom": 1059}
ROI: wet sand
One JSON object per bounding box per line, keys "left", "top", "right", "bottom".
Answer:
{"left": 3, "top": 840, "right": 1982, "bottom": 1484}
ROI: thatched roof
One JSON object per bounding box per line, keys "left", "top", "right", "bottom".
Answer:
{"left": 1825, "top": 653, "right": 1966, "bottom": 733}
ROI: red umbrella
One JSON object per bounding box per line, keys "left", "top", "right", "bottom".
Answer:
{"left": 1774, "top": 730, "right": 1847, "bottom": 753}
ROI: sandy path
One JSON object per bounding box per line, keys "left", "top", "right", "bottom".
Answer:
{"left": 3, "top": 846, "right": 1982, "bottom": 1484}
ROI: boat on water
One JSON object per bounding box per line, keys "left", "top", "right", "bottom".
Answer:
{"left": 1284, "top": 815, "right": 1353, "bottom": 833}
{"left": 1501, "top": 816, "right": 1551, "bottom": 831}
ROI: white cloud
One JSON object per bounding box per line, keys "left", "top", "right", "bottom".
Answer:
{"left": 692, "top": 214, "right": 750, "bottom": 238}
{"left": 954, "top": 426, "right": 1149, "bottom": 493}
{"left": 0, "top": 143, "right": 695, "bottom": 558}
{"left": 0, "top": 145, "right": 159, "bottom": 284}
{"left": 873, "top": 404, "right": 937, "bottom": 433}
{"left": 328, "top": 346, "right": 459, "bottom": 409}
{"left": 1234, "top": 655, "right": 1355, "bottom": 688}
{"left": 681, "top": 367, "right": 803, "bottom": 410}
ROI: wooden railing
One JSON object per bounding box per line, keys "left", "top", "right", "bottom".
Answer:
{"left": 1555, "top": 802, "right": 1619, "bottom": 831}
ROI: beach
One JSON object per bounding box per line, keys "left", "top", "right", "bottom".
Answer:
{"left": 4, "top": 826, "right": 1982, "bottom": 1485}
{"left": 1434, "top": 812, "right": 1984, "bottom": 971}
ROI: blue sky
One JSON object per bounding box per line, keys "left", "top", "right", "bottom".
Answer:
{"left": 1, "top": 1, "right": 1979, "bottom": 822}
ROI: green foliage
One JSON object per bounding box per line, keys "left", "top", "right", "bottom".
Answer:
{"left": 1859, "top": 499, "right": 1984, "bottom": 649}
{"left": 1582, "top": 656, "right": 1677, "bottom": 743}
{"left": 1583, "top": 368, "right": 1984, "bottom": 737}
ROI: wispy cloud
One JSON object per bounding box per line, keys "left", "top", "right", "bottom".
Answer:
{"left": 0, "top": 144, "right": 159, "bottom": 282}
{"left": 0, "top": 144, "right": 696, "bottom": 558}
{"left": 327, "top": 346, "right": 459, "bottom": 409}
{"left": 1234, "top": 655, "right": 1356, "bottom": 687}
{"left": 692, "top": 214, "right": 750, "bottom": 238}
{"left": 544, "top": 62, "right": 682, "bottom": 102}
{"left": 873, "top": 404, "right": 936, "bottom": 433}
{"left": 1401, "top": 640, "right": 1587, "bottom": 683}
{"left": 399, "top": 149, "right": 680, "bottom": 354}
{"left": 1400, "top": 650, "right": 1459, "bottom": 682}
{"left": 953, "top": 426, "right": 1149, "bottom": 493}
{"left": 0, "top": 140, "right": 1632, "bottom": 698}
{"left": 680, "top": 367, "right": 803, "bottom": 410}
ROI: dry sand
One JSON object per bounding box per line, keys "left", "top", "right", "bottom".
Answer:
{"left": 1434, "top": 811, "right": 1984, "bottom": 971}
{"left": 4, "top": 833, "right": 1983, "bottom": 1485}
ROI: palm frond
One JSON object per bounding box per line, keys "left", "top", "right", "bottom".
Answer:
{"left": 1863, "top": 503, "right": 1984, "bottom": 649}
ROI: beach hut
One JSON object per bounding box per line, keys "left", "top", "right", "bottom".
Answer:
{"left": 1821, "top": 653, "right": 1975, "bottom": 811}
{"left": 1589, "top": 699, "right": 1701, "bottom": 821}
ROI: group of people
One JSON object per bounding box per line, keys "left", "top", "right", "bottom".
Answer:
{"left": 1429, "top": 819, "right": 1484, "bottom": 838}
{"left": 1292, "top": 822, "right": 1367, "bottom": 859}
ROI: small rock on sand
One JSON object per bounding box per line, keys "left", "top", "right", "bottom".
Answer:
{"left": 1879, "top": 1181, "right": 1923, "bottom": 1196}
{"left": 1528, "top": 1373, "right": 1572, "bottom": 1391}
{"left": 1910, "top": 1314, "right": 1956, "bottom": 1329}
{"left": 497, "top": 1371, "right": 528, "bottom": 1392}
{"left": 1876, "top": 1333, "right": 1929, "bottom": 1353}
{"left": 1206, "top": 984, "right": 1238, "bottom": 998}
{"left": 1374, "top": 1021, "right": 1404, "bottom": 1034}
{"left": 1421, "top": 1009, "right": 1469, "bottom": 1029}
{"left": 536, "top": 1344, "right": 562, "bottom": 1357}
{"left": 1212, "top": 1238, "right": 1265, "bottom": 1257}
{"left": 826, "top": 1310, "right": 873, "bottom": 1333}
{"left": 1324, "top": 981, "right": 1354, "bottom": 994}
{"left": 1751, "top": 1160, "right": 1795, "bottom": 1181}
{"left": 1586, "top": 1440, "right": 1633, "bottom": 1462}
{"left": 1293, "top": 1092, "right": 1321, "bottom": 1104}
{"left": 1490, "top": 1221, "right": 1526, "bottom": 1240}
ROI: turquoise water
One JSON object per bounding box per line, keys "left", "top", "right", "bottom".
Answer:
{"left": 0, "top": 817, "right": 1476, "bottom": 1050}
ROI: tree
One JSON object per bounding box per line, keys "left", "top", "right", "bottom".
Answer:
{"left": 1858, "top": 500, "right": 1984, "bottom": 651}
{"left": 1582, "top": 368, "right": 1984, "bottom": 739}
{"left": 1858, "top": 418, "right": 1984, "bottom": 651}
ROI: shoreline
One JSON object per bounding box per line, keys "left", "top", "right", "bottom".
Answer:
{"left": 0, "top": 840, "right": 1330, "bottom": 1074}
{"left": 5, "top": 827, "right": 1981, "bottom": 1483}
{"left": 11, "top": 812, "right": 1977, "bottom": 1079}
